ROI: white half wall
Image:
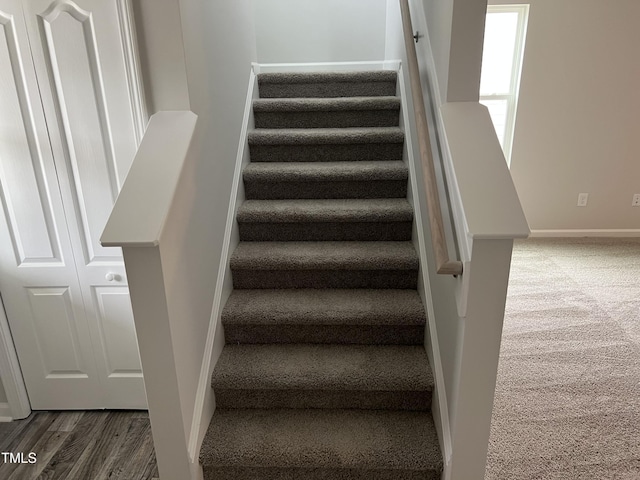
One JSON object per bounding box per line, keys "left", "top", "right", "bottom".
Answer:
{"left": 253, "top": 0, "right": 387, "bottom": 63}
{"left": 490, "top": 0, "right": 640, "bottom": 231}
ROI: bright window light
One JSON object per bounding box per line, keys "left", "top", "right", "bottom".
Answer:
{"left": 480, "top": 5, "right": 529, "bottom": 165}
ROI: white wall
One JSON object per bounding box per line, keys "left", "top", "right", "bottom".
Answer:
{"left": 134, "top": 0, "right": 190, "bottom": 112}
{"left": 253, "top": 0, "right": 387, "bottom": 63}
{"left": 175, "top": 0, "right": 257, "bottom": 458}
{"left": 491, "top": 0, "right": 640, "bottom": 232}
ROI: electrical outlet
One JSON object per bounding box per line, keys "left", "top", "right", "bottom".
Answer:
{"left": 577, "top": 193, "right": 589, "bottom": 207}
{"left": 633, "top": 194, "right": 640, "bottom": 207}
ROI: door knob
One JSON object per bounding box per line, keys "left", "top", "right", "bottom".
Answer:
{"left": 105, "top": 273, "right": 118, "bottom": 282}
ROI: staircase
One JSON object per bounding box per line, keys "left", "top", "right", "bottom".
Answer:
{"left": 199, "top": 70, "right": 444, "bottom": 479}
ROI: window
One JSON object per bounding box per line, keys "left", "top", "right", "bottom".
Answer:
{"left": 480, "top": 5, "right": 529, "bottom": 165}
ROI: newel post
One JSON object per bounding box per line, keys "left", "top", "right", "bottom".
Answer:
{"left": 122, "top": 246, "right": 192, "bottom": 479}
{"left": 447, "top": 238, "right": 515, "bottom": 480}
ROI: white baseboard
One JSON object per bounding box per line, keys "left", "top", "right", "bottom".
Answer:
{"left": 0, "top": 402, "right": 12, "bottom": 422}
{"left": 253, "top": 60, "right": 400, "bottom": 74}
{"left": 530, "top": 229, "right": 640, "bottom": 238}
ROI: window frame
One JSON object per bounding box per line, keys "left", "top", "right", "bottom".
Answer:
{"left": 480, "top": 4, "right": 529, "bottom": 166}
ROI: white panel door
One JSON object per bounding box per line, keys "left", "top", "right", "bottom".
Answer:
{"left": 0, "top": 0, "right": 102, "bottom": 409}
{"left": 0, "top": 0, "right": 146, "bottom": 409}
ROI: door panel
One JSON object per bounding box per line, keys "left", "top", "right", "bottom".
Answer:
{"left": 93, "top": 286, "right": 142, "bottom": 376}
{"left": 26, "top": 287, "right": 88, "bottom": 377}
{"left": 0, "top": 0, "right": 102, "bottom": 409}
{"left": 0, "top": 12, "right": 61, "bottom": 265}
{"left": 38, "top": 4, "right": 123, "bottom": 264}
{"left": 92, "top": 285, "right": 146, "bottom": 408}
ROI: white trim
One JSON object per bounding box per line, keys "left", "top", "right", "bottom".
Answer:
{"left": 529, "top": 229, "right": 640, "bottom": 238}
{"left": 116, "top": 0, "right": 149, "bottom": 144}
{"left": 255, "top": 60, "right": 400, "bottom": 74}
{"left": 0, "top": 295, "right": 31, "bottom": 420}
{"left": 397, "top": 63, "right": 453, "bottom": 466}
{"left": 188, "top": 68, "right": 258, "bottom": 462}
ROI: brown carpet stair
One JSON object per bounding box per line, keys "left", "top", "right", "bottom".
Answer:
{"left": 201, "top": 70, "right": 443, "bottom": 479}
{"left": 222, "top": 289, "right": 426, "bottom": 345}
{"left": 248, "top": 127, "right": 405, "bottom": 162}
{"left": 243, "top": 161, "right": 408, "bottom": 199}
{"left": 237, "top": 198, "right": 413, "bottom": 241}
{"left": 253, "top": 96, "right": 401, "bottom": 128}
{"left": 257, "top": 70, "right": 398, "bottom": 98}
{"left": 213, "top": 344, "right": 432, "bottom": 410}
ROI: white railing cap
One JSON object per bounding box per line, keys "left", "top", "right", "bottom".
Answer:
{"left": 101, "top": 111, "right": 197, "bottom": 248}
{"left": 441, "top": 102, "right": 530, "bottom": 240}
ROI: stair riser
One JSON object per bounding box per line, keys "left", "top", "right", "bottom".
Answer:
{"left": 231, "top": 270, "right": 418, "bottom": 289}
{"left": 223, "top": 324, "right": 425, "bottom": 345}
{"left": 214, "top": 389, "right": 431, "bottom": 411}
{"left": 244, "top": 180, "right": 407, "bottom": 200}
{"left": 258, "top": 81, "right": 397, "bottom": 99}
{"left": 254, "top": 110, "right": 400, "bottom": 129}
{"left": 238, "top": 222, "right": 412, "bottom": 242}
{"left": 205, "top": 467, "right": 440, "bottom": 480}
{"left": 249, "top": 143, "right": 404, "bottom": 162}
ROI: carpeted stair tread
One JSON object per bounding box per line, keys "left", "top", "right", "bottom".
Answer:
{"left": 258, "top": 71, "right": 398, "bottom": 99}
{"left": 213, "top": 344, "right": 433, "bottom": 392}
{"left": 222, "top": 289, "right": 425, "bottom": 344}
{"left": 222, "top": 289, "right": 426, "bottom": 326}
{"left": 243, "top": 161, "right": 409, "bottom": 200}
{"left": 230, "top": 241, "right": 418, "bottom": 271}
{"left": 253, "top": 96, "right": 400, "bottom": 129}
{"left": 237, "top": 199, "right": 413, "bottom": 223}
{"left": 243, "top": 160, "right": 407, "bottom": 182}
{"left": 212, "top": 345, "right": 433, "bottom": 410}
{"left": 253, "top": 96, "right": 400, "bottom": 112}
{"left": 258, "top": 70, "right": 398, "bottom": 85}
{"left": 248, "top": 127, "right": 404, "bottom": 146}
{"left": 200, "top": 409, "right": 443, "bottom": 476}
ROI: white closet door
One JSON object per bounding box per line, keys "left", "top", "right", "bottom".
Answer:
{"left": 0, "top": 0, "right": 103, "bottom": 409}
{"left": 22, "top": 0, "right": 145, "bottom": 408}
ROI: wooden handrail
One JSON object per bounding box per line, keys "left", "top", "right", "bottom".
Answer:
{"left": 399, "top": 0, "right": 463, "bottom": 276}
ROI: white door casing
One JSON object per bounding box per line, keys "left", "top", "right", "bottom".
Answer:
{"left": 0, "top": 0, "right": 146, "bottom": 409}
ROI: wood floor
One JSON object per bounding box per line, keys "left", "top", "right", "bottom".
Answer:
{"left": 0, "top": 411, "right": 158, "bottom": 480}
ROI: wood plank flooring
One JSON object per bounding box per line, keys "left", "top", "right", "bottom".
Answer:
{"left": 0, "top": 411, "right": 158, "bottom": 480}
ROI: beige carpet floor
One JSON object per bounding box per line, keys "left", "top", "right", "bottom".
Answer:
{"left": 485, "top": 238, "right": 640, "bottom": 479}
